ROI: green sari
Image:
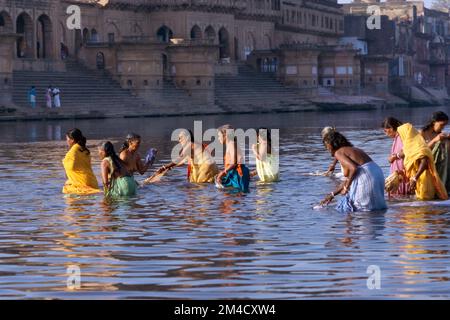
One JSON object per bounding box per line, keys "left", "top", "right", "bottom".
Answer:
{"left": 432, "top": 141, "right": 450, "bottom": 192}
{"left": 104, "top": 157, "right": 137, "bottom": 198}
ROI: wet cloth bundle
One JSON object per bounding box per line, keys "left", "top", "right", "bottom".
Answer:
{"left": 187, "top": 143, "right": 219, "bottom": 183}
{"left": 62, "top": 144, "right": 100, "bottom": 195}
{"left": 337, "top": 161, "right": 387, "bottom": 212}
{"left": 432, "top": 140, "right": 450, "bottom": 192}
{"left": 397, "top": 123, "right": 448, "bottom": 201}
{"left": 256, "top": 154, "right": 279, "bottom": 182}
{"left": 221, "top": 165, "right": 250, "bottom": 193}
{"left": 104, "top": 157, "right": 137, "bottom": 198}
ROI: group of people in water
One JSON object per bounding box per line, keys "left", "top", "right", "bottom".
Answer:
{"left": 320, "top": 111, "right": 450, "bottom": 212}
{"left": 62, "top": 125, "right": 279, "bottom": 199}
{"left": 61, "top": 111, "right": 450, "bottom": 213}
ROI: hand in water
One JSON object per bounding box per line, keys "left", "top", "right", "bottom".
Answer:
{"left": 145, "top": 148, "right": 158, "bottom": 166}
{"left": 320, "top": 194, "right": 334, "bottom": 206}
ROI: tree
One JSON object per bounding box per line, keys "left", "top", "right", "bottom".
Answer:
{"left": 431, "top": 0, "right": 450, "bottom": 12}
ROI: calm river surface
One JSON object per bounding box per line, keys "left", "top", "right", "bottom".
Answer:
{"left": 1, "top": 107, "right": 450, "bottom": 299}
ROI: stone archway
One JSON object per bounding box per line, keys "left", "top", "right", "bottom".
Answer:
{"left": 91, "top": 28, "right": 99, "bottom": 42}
{"left": 36, "top": 14, "right": 53, "bottom": 59}
{"left": 218, "top": 27, "right": 230, "bottom": 60}
{"left": 205, "top": 25, "right": 215, "bottom": 42}
{"left": 16, "top": 12, "right": 34, "bottom": 58}
{"left": 263, "top": 34, "right": 272, "bottom": 50}
{"left": 190, "top": 25, "right": 202, "bottom": 40}
{"left": 0, "top": 11, "right": 13, "bottom": 32}
{"left": 82, "top": 28, "right": 90, "bottom": 44}
{"left": 157, "top": 25, "right": 173, "bottom": 43}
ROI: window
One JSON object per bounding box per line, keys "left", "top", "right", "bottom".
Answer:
{"left": 108, "top": 33, "right": 115, "bottom": 44}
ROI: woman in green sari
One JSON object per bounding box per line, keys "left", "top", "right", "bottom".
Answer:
{"left": 420, "top": 111, "right": 450, "bottom": 192}
{"left": 98, "top": 141, "right": 137, "bottom": 198}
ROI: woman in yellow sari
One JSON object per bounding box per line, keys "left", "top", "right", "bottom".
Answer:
{"left": 396, "top": 123, "right": 448, "bottom": 201}
{"left": 62, "top": 128, "right": 100, "bottom": 195}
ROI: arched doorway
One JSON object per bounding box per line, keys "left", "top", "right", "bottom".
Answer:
{"left": 74, "top": 29, "right": 82, "bottom": 55}
{"left": 162, "top": 53, "right": 169, "bottom": 80}
{"left": 82, "top": 28, "right": 90, "bottom": 44}
{"left": 190, "top": 25, "right": 202, "bottom": 40}
{"left": 36, "top": 14, "right": 53, "bottom": 59}
{"left": 0, "top": 11, "right": 13, "bottom": 32}
{"left": 205, "top": 26, "right": 215, "bottom": 42}
{"left": 60, "top": 22, "right": 68, "bottom": 59}
{"left": 157, "top": 26, "right": 173, "bottom": 43}
{"left": 218, "top": 27, "right": 230, "bottom": 60}
{"left": 96, "top": 52, "right": 105, "bottom": 70}
{"left": 91, "top": 28, "right": 99, "bottom": 42}
{"left": 16, "top": 12, "right": 34, "bottom": 58}
{"left": 263, "top": 34, "right": 272, "bottom": 50}
{"left": 245, "top": 32, "right": 256, "bottom": 58}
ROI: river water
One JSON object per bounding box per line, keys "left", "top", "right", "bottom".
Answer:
{"left": 1, "top": 107, "right": 450, "bottom": 299}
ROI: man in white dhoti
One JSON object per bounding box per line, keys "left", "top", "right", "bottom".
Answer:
{"left": 52, "top": 87, "right": 61, "bottom": 108}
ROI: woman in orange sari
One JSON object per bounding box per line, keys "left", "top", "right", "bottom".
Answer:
{"left": 396, "top": 123, "right": 448, "bottom": 201}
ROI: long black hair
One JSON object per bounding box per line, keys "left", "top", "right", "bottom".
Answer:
{"left": 100, "top": 141, "right": 123, "bottom": 172}
{"left": 323, "top": 131, "right": 353, "bottom": 151}
{"left": 120, "top": 133, "right": 141, "bottom": 153}
{"left": 422, "top": 111, "right": 449, "bottom": 132}
{"left": 257, "top": 127, "right": 272, "bottom": 155}
{"left": 381, "top": 117, "right": 403, "bottom": 131}
{"left": 66, "top": 128, "right": 89, "bottom": 154}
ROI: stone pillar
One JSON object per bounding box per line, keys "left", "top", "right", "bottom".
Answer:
{"left": 0, "top": 33, "right": 17, "bottom": 107}
{"left": 277, "top": 46, "right": 320, "bottom": 96}
{"left": 116, "top": 42, "right": 166, "bottom": 102}
{"left": 167, "top": 41, "right": 218, "bottom": 105}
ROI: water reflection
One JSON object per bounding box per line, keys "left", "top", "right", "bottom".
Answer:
{"left": 1, "top": 110, "right": 450, "bottom": 299}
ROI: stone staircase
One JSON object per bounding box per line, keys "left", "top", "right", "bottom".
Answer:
{"left": 214, "top": 64, "right": 312, "bottom": 113}
{"left": 12, "top": 59, "right": 217, "bottom": 119}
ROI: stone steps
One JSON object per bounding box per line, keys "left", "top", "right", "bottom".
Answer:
{"left": 215, "top": 65, "right": 309, "bottom": 112}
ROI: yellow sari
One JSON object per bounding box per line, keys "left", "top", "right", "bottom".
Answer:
{"left": 62, "top": 144, "right": 100, "bottom": 195}
{"left": 397, "top": 123, "right": 448, "bottom": 200}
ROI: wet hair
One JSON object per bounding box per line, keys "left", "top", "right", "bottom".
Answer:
{"left": 381, "top": 117, "right": 403, "bottom": 131}
{"left": 321, "top": 126, "right": 336, "bottom": 139}
{"left": 257, "top": 127, "right": 272, "bottom": 155}
{"left": 99, "top": 141, "right": 123, "bottom": 173}
{"left": 323, "top": 131, "right": 353, "bottom": 151}
{"left": 422, "top": 111, "right": 449, "bottom": 132}
{"left": 120, "top": 133, "right": 141, "bottom": 153}
{"left": 218, "top": 124, "right": 237, "bottom": 143}
{"left": 66, "top": 128, "right": 89, "bottom": 154}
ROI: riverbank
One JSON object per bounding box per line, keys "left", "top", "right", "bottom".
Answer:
{"left": 0, "top": 93, "right": 432, "bottom": 122}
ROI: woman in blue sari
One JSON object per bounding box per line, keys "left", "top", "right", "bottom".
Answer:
{"left": 320, "top": 131, "right": 387, "bottom": 212}
{"left": 215, "top": 124, "right": 250, "bottom": 193}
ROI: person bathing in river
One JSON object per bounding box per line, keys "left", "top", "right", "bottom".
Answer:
{"left": 394, "top": 122, "right": 448, "bottom": 201}
{"left": 216, "top": 124, "right": 250, "bottom": 193}
{"left": 250, "top": 128, "right": 279, "bottom": 182}
{"left": 320, "top": 131, "right": 387, "bottom": 212}
{"left": 420, "top": 111, "right": 450, "bottom": 192}
{"left": 98, "top": 141, "right": 136, "bottom": 198}
{"left": 119, "top": 133, "right": 157, "bottom": 179}
{"left": 382, "top": 117, "right": 411, "bottom": 197}
{"left": 153, "top": 129, "right": 219, "bottom": 183}
{"left": 62, "top": 128, "right": 100, "bottom": 195}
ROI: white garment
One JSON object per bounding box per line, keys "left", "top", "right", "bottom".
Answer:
{"left": 53, "top": 88, "right": 61, "bottom": 107}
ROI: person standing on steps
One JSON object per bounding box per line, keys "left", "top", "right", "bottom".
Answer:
{"left": 46, "top": 86, "right": 53, "bottom": 108}
{"left": 28, "top": 86, "right": 36, "bottom": 109}
{"left": 52, "top": 87, "right": 61, "bottom": 108}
